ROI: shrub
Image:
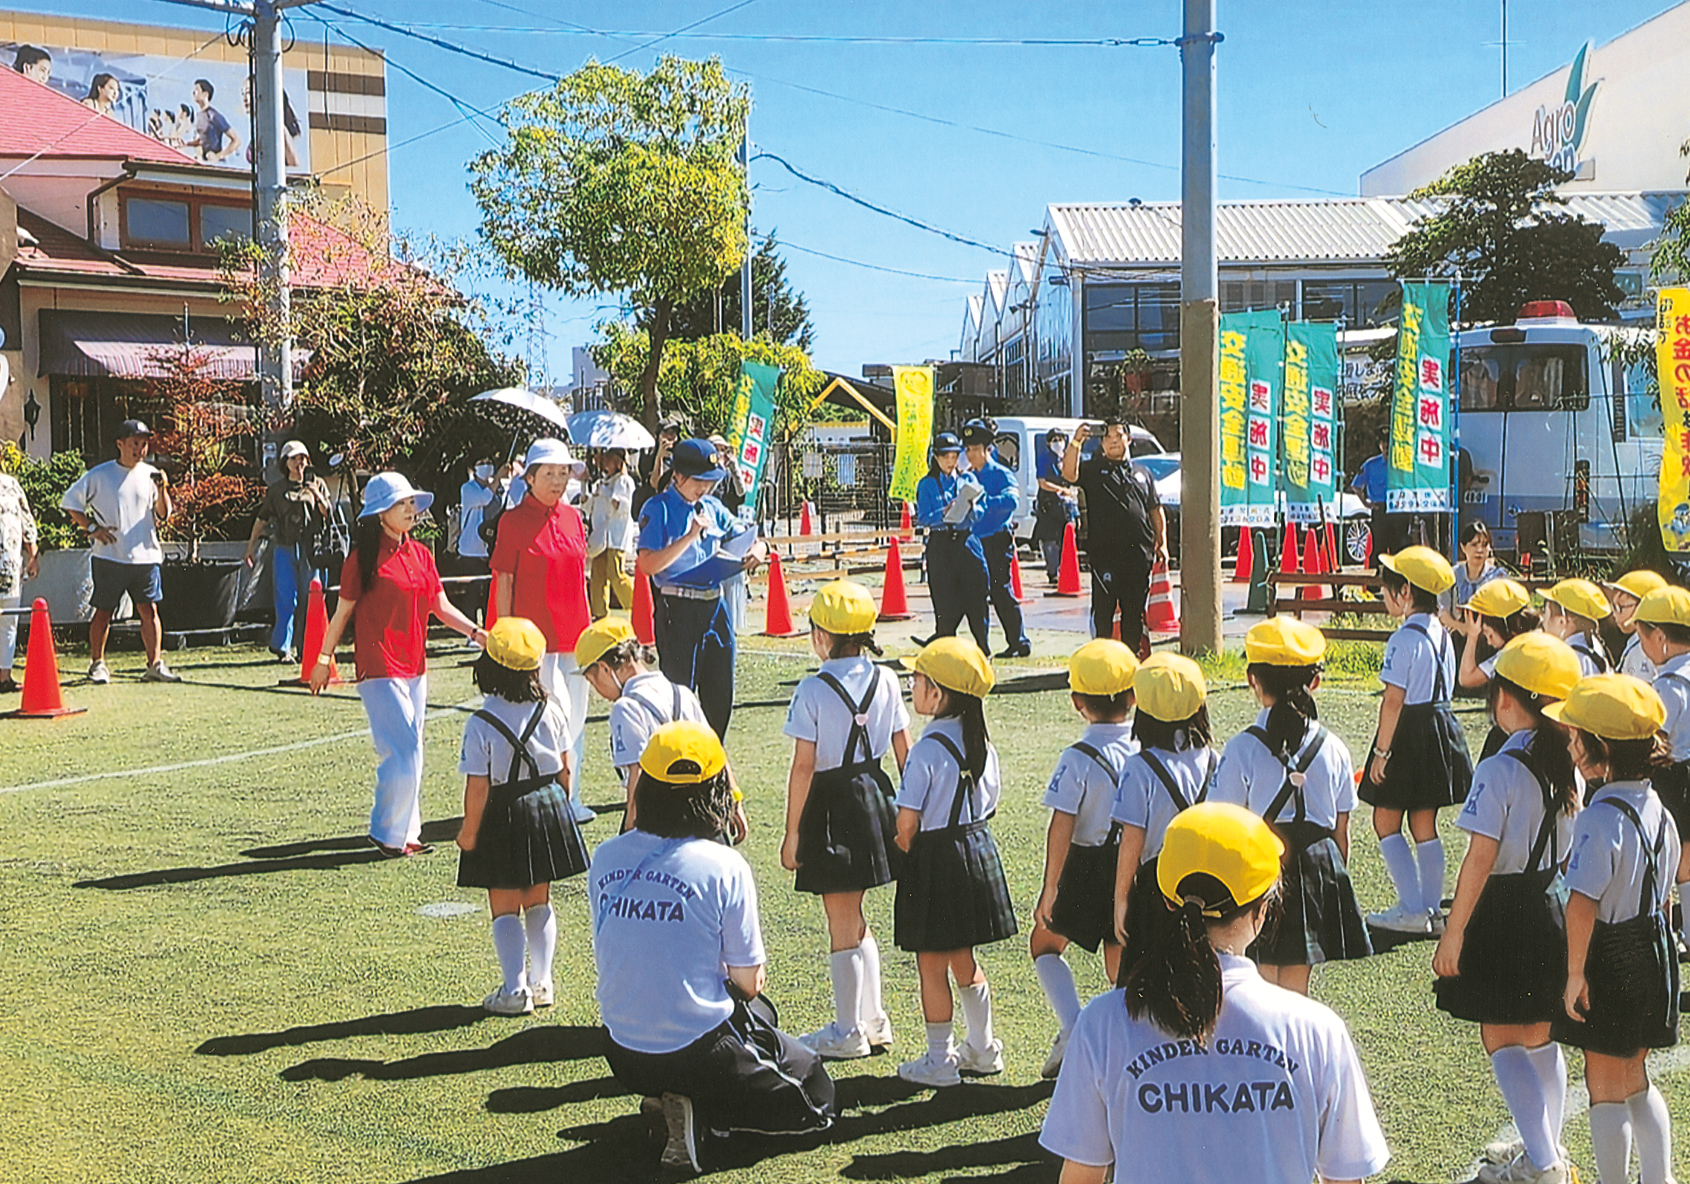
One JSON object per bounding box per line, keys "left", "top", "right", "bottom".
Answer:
{"left": 0, "top": 444, "right": 87, "bottom": 552}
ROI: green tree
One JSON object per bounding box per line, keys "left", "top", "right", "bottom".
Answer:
{"left": 592, "top": 326, "right": 824, "bottom": 439}
{"left": 669, "top": 231, "right": 815, "bottom": 351}
{"left": 1647, "top": 141, "right": 1690, "bottom": 285}
{"left": 1387, "top": 149, "right": 1624, "bottom": 322}
{"left": 469, "top": 57, "right": 750, "bottom": 428}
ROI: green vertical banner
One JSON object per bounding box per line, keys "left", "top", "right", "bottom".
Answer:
{"left": 1219, "top": 310, "right": 1283, "bottom": 527}
{"left": 1284, "top": 322, "right": 1341, "bottom": 523}
{"left": 1386, "top": 281, "right": 1453, "bottom": 514}
{"left": 888, "top": 364, "right": 935, "bottom": 502}
{"left": 727, "top": 359, "right": 780, "bottom": 523}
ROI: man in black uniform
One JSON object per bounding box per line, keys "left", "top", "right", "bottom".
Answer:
{"left": 1060, "top": 417, "right": 1167, "bottom": 652}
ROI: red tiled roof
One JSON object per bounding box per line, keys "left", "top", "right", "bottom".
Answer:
{"left": 0, "top": 66, "right": 195, "bottom": 165}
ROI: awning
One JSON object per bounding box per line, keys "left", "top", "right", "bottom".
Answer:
{"left": 37, "top": 309, "right": 308, "bottom": 381}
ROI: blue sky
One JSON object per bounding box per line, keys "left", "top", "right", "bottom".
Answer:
{"left": 21, "top": 0, "right": 1682, "bottom": 382}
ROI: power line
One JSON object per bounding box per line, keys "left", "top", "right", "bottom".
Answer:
{"left": 604, "top": 0, "right": 762, "bottom": 64}
{"left": 347, "top": 23, "right": 1176, "bottom": 47}
{"left": 318, "top": 2, "right": 561, "bottom": 82}
{"left": 778, "top": 241, "right": 980, "bottom": 283}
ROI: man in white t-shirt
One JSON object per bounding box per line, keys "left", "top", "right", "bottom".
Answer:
{"left": 60, "top": 419, "right": 180, "bottom": 684}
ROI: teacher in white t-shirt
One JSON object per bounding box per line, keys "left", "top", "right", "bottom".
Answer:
{"left": 60, "top": 419, "right": 181, "bottom": 685}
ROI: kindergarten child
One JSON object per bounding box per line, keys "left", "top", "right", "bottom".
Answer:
{"left": 1110, "top": 652, "right": 1219, "bottom": 973}
{"left": 782, "top": 581, "right": 911, "bottom": 1060}
{"left": 893, "top": 637, "right": 1017, "bottom": 1088}
{"left": 1433, "top": 632, "right": 1583, "bottom": 1183}
{"left": 1031, "top": 638, "right": 1139, "bottom": 1078}
{"left": 1362, "top": 546, "right": 1475, "bottom": 935}
{"left": 1213, "top": 617, "right": 1371, "bottom": 995}
{"left": 1543, "top": 579, "right": 1612, "bottom": 676}
{"left": 1609, "top": 570, "right": 1669, "bottom": 681}
{"left": 1545, "top": 675, "right": 1681, "bottom": 1184}
{"left": 1456, "top": 578, "right": 1540, "bottom": 762}
{"left": 456, "top": 617, "right": 591, "bottom": 1015}
{"left": 1630, "top": 585, "right": 1690, "bottom": 957}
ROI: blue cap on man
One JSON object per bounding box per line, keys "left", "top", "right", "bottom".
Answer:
{"left": 671, "top": 438, "right": 727, "bottom": 482}
{"left": 932, "top": 432, "right": 962, "bottom": 455}
{"left": 961, "top": 419, "right": 994, "bottom": 447}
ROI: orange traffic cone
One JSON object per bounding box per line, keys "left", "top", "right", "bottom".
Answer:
{"left": 1280, "top": 522, "right": 1301, "bottom": 575}
{"left": 1233, "top": 524, "right": 1254, "bottom": 584}
{"left": 1010, "top": 549, "right": 1030, "bottom": 603}
{"left": 878, "top": 538, "right": 914, "bottom": 621}
{"left": 762, "top": 551, "right": 804, "bottom": 637}
{"left": 5, "top": 599, "right": 85, "bottom": 719}
{"left": 1145, "top": 562, "right": 1179, "bottom": 635}
{"left": 284, "top": 579, "right": 342, "bottom": 687}
{"left": 1301, "top": 527, "right": 1327, "bottom": 603}
{"left": 799, "top": 500, "right": 814, "bottom": 537}
{"left": 631, "top": 572, "right": 656, "bottom": 646}
{"left": 1324, "top": 522, "right": 1340, "bottom": 571}
{"left": 1052, "top": 522, "right": 1083, "bottom": 597}
{"left": 898, "top": 502, "right": 913, "bottom": 542}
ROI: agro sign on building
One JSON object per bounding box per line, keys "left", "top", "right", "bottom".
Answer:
{"left": 1528, "top": 43, "right": 1599, "bottom": 178}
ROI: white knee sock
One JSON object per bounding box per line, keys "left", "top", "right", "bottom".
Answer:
{"left": 523, "top": 904, "right": 556, "bottom": 987}
{"left": 491, "top": 915, "right": 528, "bottom": 993}
{"left": 1589, "top": 1101, "right": 1633, "bottom": 1184}
{"left": 1034, "top": 953, "right": 1083, "bottom": 1032}
{"left": 1490, "top": 1047, "right": 1556, "bottom": 1171}
{"left": 829, "top": 948, "right": 864, "bottom": 1033}
{"left": 1378, "top": 833, "right": 1420, "bottom": 912}
{"left": 1625, "top": 1085, "right": 1673, "bottom": 1184}
{"left": 1681, "top": 886, "right": 1690, "bottom": 948}
{"left": 858, "top": 933, "right": 886, "bottom": 1023}
{"left": 1416, "top": 837, "right": 1446, "bottom": 914}
{"left": 958, "top": 981, "right": 995, "bottom": 1051}
{"left": 1524, "top": 1041, "right": 1567, "bottom": 1141}
{"left": 925, "top": 1021, "right": 954, "bottom": 1058}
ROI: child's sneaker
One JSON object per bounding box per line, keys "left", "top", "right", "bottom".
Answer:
{"left": 482, "top": 985, "right": 533, "bottom": 1015}
{"left": 897, "top": 1049, "right": 961, "bottom": 1088}
{"left": 87, "top": 661, "right": 111, "bottom": 684}
{"left": 1367, "top": 904, "right": 1432, "bottom": 934}
{"left": 529, "top": 979, "right": 553, "bottom": 1008}
{"left": 1426, "top": 909, "right": 1447, "bottom": 936}
{"left": 659, "top": 1093, "right": 700, "bottom": 1174}
{"left": 1040, "top": 1027, "right": 1072, "bottom": 1079}
{"left": 860, "top": 1012, "right": 895, "bottom": 1049}
{"left": 958, "top": 1038, "right": 1004, "bottom": 1076}
{"left": 800, "top": 1022, "right": 870, "bottom": 1059}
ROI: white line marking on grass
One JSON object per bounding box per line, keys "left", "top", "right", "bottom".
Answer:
{"left": 0, "top": 701, "right": 477, "bottom": 796}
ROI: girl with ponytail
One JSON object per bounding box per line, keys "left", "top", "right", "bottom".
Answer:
{"left": 1213, "top": 619, "right": 1372, "bottom": 996}
{"left": 1041, "top": 803, "right": 1389, "bottom": 1184}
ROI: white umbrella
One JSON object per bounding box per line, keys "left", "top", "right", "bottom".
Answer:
{"left": 470, "top": 387, "right": 570, "bottom": 432}
{"left": 567, "top": 408, "right": 657, "bottom": 451}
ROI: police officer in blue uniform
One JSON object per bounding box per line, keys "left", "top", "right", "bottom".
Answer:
{"left": 962, "top": 419, "right": 1030, "bottom": 658}
{"left": 914, "top": 432, "right": 990, "bottom": 653}
{"left": 636, "top": 438, "right": 763, "bottom": 738}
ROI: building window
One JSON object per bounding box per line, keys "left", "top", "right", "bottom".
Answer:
{"left": 125, "top": 198, "right": 191, "bottom": 247}
{"left": 199, "top": 203, "right": 251, "bottom": 247}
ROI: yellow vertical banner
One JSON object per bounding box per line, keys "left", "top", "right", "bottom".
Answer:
{"left": 889, "top": 364, "right": 935, "bottom": 502}
{"left": 1657, "top": 288, "right": 1690, "bottom": 551}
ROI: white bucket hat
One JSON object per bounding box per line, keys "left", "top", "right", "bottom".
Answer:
{"left": 526, "top": 436, "right": 588, "bottom": 476}
{"left": 359, "top": 472, "right": 434, "bottom": 519}
{"left": 279, "top": 440, "right": 309, "bottom": 460}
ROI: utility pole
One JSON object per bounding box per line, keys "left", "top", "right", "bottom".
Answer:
{"left": 739, "top": 115, "right": 753, "bottom": 341}
{"left": 1178, "top": 0, "right": 1223, "bottom": 655}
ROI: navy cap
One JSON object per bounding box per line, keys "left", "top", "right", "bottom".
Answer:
{"left": 116, "top": 418, "right": 153, "bottom": 439}
{"left": 932, "top": 432, "right": 962, "bottom": 454}
{"left": 672, "top": 438, "right": 727, "bottom": 481}
{"left": 961, "top": 419, "right": 993, "bottom": 447}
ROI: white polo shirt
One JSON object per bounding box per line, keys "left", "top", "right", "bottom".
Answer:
{"left": 1564, "top": 631, "right": 1609, "bottom": 677}
{"left": 895, "top": 718, "right": 1001, "bottom": 831}
{"left": 1212, "top": 711, "right": 1356, "bottom": 832}
{"left": 608, "top": 671, "right": 707, "bottom": 778}
{"left": 1620, "top": 633, "right": 1658, "bottom": 682}
{"left": 1653, "top": 652, "right": 1690, "bottom": 762}
{"left": 1042, "top": 721, "right": 1138, "bottom": 848}
{"left": 1566, "top": 782, "right": 1680, "bottom": 924}
{"left": 1380, "top": 613, "right": 1454, "bottom": 704}
{"left": 1111, "top": 745, "right": 1219, "bottom": 860}
{"left": 459, "top": 694, "right": 569, "bottom": 783}
{"left": 784, "top": 657, "right": 910, "bottom": 772}
{"left": 1456, "top": 729, "right": 1577, "bottom": 875}
{"left": 1040, "top": 955, "right": 1390, "bottom": 1183}
{"left": 60, "top": 459, "right": 164, "bottom": 565}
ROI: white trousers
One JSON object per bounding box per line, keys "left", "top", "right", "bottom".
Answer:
{"left": 358, "top": 674, "right": 429, "bottom": 848}
{"left": 539, "top": 652, "right": 590, "bottom": 796}
{"left": 0, "top": 588, "right": 19, "bottom": 671}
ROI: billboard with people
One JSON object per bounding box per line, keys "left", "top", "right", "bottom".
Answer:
{"left": 5, "top": 39, "right": 310, "bottom": 172}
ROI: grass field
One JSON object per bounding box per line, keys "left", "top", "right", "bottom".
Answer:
{"left": 2, "top": 635, "right": 1686, "bottom": 1183}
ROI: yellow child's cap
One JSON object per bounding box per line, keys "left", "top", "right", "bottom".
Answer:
{"left": 1133, "top": 652, "right": 1207, "bottom": 722}
{"left": 574, "top": 616, "right": 636, "bottom": 669}
{"left": 485, "top": 617, "right": 546, "bottom": 672}
{"left": 1462, "top": 578, "right": 1531, "bottom": 619}
{"left": 911, "top": 636, "right": 996, "bottom": 699}
{"left": 1492, "top": 632, "right": 1582, "bottom": 702}
{"left": 1243, "top": 617, "right": 1326, "bottom": 667}
{"left": 638, "top": 720, "right": 728, "bottom": 784}
{"left": 1609, "top": 570, "right": 1669, "bottom": 603}
{"left": 1379, "top": 546, "right": 1455, "bottom": 595}
{"left": 1157, "top": 802, "right": 1285, "bottom": 914}
{"left": 1543, "top": 578, "right": 1611, "bottom": 622}
{"left": 1541, "top": 673, "right": 1666, "bottom": 741}
{"left": 1068, "top": 638, "right": 1139, "bottom": 697}
{"left": 810, "top": 580, "right": 879, "bottom": 636}
{"left": 1633, "top": 586, "right": 1690, "bottom": 629}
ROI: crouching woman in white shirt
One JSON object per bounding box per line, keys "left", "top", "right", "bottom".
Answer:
{"left": 590, "top": 721, "right": 834, "bottom": 1176}
{"left": 1041, "top": 802, "right": 1390, "bottom": 1184}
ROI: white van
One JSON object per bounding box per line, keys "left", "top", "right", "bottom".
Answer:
{"left": 983, "top": 416, "right": 1167, "bottom": 541}
{"left": 1456, "top": 302, "right": 1661, "bottom": 555}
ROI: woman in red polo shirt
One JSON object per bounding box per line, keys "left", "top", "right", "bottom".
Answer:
{"left": 491, "top": 438, "right": 595, "bottom": 823}
{"left": 311, "top": 472, "right": 486, "bottom": 857}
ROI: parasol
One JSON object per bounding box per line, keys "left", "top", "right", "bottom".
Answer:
{"left": 566, "top": 409, "right": 657, "bottom": 451}
{"left": 470, "top": 387, "right": 571, "bottom": 433}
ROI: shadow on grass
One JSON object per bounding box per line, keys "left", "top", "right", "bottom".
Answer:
{"left": 486, "top": 1076, "right": 627, "bottom": 1113}
{"left": 840, "top": 1131, "right": 1056, "bottom": 1181}
{"left": 242, "top": 819, "right": 464, "bottom": 859}
{"left": 281, "top": 1024, "right": 604, "bottom": 1081}
{"left": 197, "top": 1004, "right": 493, "bottom": 1056}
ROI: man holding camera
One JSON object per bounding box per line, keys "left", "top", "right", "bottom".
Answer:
{"left": 1060, "top": 417, "right": 1166, "bottom": 653}
{"left": 61, "top": 419, "right": 181, "bottom": 684}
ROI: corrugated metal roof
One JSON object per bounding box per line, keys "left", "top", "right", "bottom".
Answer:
{"left": 1046, "top": 192, "right": 1686, "bottom": 267}
{"left": 985, "top": 269, "right": 1008, "bottom": 313}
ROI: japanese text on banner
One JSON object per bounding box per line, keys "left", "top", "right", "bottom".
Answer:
{"left": 727, "top": 360, "right": 780, "bottom": 523}
{"left": 1386, "top": 281, "right": 1452, "bottom": 514}
{"left": 1220, "top": 310, "right": 1284, "bottom": 527}
{"left": 1285, "top": 322, "right": 1341, "bottom": 524}
{"left": 889, "top": 365, "right": 935, "bottom": 502}
{"left": 1656, "top": 289, "right": 1690, "bottom": 552}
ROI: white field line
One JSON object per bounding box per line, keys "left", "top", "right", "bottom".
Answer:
{"left": 0, "top": 701, "right": 475, "bottom": 796}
